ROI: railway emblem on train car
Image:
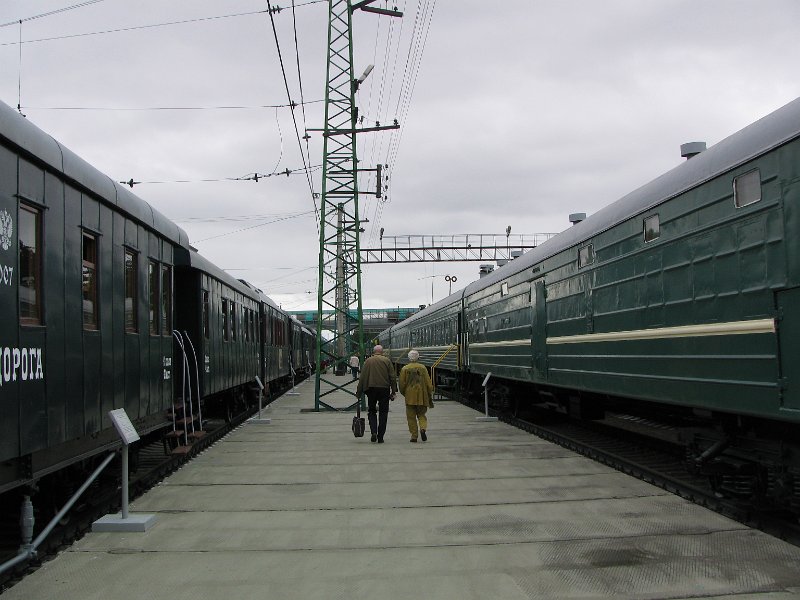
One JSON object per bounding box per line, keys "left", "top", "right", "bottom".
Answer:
{"left": 0, "top": 210, "right": 12, "bottom": 251}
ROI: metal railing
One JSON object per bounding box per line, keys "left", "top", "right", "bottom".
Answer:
{"left": 0, "top": 452, "right": 117, "bottom": 577}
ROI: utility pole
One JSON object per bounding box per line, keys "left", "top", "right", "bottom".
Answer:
{"left": 314, "top": 0, "right": 402, "bottom": 411}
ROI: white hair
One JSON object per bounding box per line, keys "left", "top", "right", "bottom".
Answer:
{"left": 408, "top": 350, "right": 419, "bottom": 361}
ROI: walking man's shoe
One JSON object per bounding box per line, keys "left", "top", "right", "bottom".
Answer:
{"left": 420, "top": 429, "right": 427, "bottom": 441}
{"left": 371, "top": 434, "right": 377, "bottom": 443}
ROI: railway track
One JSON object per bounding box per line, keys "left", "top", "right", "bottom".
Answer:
{"left": 454, "top": 393, "right": 800, "bottom": 547}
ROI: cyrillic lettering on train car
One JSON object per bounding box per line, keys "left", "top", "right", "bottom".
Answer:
{"left": 0, "top": 347, "right": 44, "bottom": 385}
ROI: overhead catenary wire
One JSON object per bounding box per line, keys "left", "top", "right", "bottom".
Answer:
{"left": 0, "top": 3, "right": 327, "bottom": 46}
{"left": 290, "top": 0, "right": 315, "bottom": 177}
{"left": 175, "top": 211, "right": 314, "bottom": 224}
{"left": 18, "top": 100, "right": 324, "bottom": 111}
{"left": 119, "top": 164, "right": 322, "bottom": 187}
{"left": 192, "top": 210, "right": 316, "bottom": 243}
{"left": 0, "top": 0, "right": 109, "bottom": 28}
{"left": 265, "top": 0, "right": 320, "bottom": 235}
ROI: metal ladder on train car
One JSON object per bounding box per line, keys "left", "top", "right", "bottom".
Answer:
{"left": 166, "top": 331, "right": 204, "bottom": 455}
{"left": 431, "top": 344, "right": 459, "bottom": 401}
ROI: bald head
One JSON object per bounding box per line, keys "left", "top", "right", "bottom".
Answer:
{"left": 373, "top": 345, "right": 384, "bottom": 355}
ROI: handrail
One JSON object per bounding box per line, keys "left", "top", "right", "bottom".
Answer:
{"left": 172, "top": 331, "right": 191, "bottom": 444}
{"left": 431, "top": 344, "right": 459, "bottom": 394}
{"left": 182, "top": 332, "right": 203, "bottom": 429}
{"left": 0, "top": 452, "right": 116, "bottom": 577}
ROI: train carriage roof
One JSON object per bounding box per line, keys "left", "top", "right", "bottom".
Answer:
{"left": 176, "top": 247, "right": 276, "bottom": 303}
{"left": 0, "top": 99, "right": 189, "bottom": 247}
{"left": 463, "top": 95, "right": 800, "bottom": 297}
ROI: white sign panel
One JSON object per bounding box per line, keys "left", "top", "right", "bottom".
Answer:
{"left": 109, "top": 409, "right": 140, "bottom": 445}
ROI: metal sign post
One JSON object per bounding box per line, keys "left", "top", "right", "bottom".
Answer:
{"left": 476, "top": 372, "right": 498, "bottom": 422}
{"left": 92, "top": 409, "right": 157, "bottom": 532}
{"left": 249, "top": 376, "right": 271, "bottom": 424}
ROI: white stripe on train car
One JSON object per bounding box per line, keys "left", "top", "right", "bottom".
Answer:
{"left": 546, "top": 318, "right": 775, "bottom": 345}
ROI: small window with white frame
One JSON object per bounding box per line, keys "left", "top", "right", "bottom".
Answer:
{"left": 501, "top": 282, "right": 509, "bottom": 296}
{"left": 578, "top": 244, "right": 595, "bottom": 268}
{"left": 734, "top": 169, "right": 761, "bottom": 208}
{"left": 644, "top": 214, "right": 660, "bottom": 242}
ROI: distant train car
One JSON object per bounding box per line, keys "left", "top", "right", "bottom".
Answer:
{"left": 380, "top": 96, "right": 800, "bottom": 509}
{"left": 380, "top": 293, "right": 461, "bottom": 373}
{"left": 0, "top": 100, "right": 187, "bottom": 494}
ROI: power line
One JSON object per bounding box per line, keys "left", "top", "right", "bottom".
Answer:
{"left": 175, "top": 211, "right": 312, "bottom": 223}
{"left": 0, "top": 3, "right": 326, "bottom": 47}
{"left": 119, "top": 165, "right": 322, "bottom": 187}
{"left": 290, "top": 0, "right": 314, "bottom": 179}
{"left": 192, "top": 211, "right": 316, "bottom": 243}
{"left": 0, "top": 0, "right": 109, "bottom": 28}
{"left": 265, "top": 0, "right": 320, "bottom": 233}
{"left": 19, "top": 100, "right": 324, "bottom": 111}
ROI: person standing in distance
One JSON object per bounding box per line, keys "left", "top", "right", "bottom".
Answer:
{"left": 349, "top": 354, "right": 360, "bottom": 380}
{"left": 356, "top": 345, "right": 398, "bottom": 443}
{"left": 398, "top": 349, "right": 434, "bottom": 442}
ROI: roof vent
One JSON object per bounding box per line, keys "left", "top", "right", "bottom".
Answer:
{"left": 569, "top": 213, "right": 586, "bottom": 226}
{"left": 680, "top": 141, "right": 706, "bottom": 160}
{"left": 479, "top": 264, "right": 495, "bottom": 278}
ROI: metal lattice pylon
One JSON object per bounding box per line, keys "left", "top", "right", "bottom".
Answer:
{"left": 314, "top": 0, "right": 365, "bottom": 411}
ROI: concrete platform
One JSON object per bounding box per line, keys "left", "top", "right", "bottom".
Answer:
{"left": 7, "top": 374, "right": 800, "bottom": 599}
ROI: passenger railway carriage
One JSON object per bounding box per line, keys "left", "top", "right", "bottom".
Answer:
{"left": 0, "top": 99, "right": 312, "bottom": 520}
{"left": 380, "top": 96, "right": 800, "bottom": 509}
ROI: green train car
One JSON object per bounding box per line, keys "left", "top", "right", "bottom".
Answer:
{"left": 380, "top": 96, "right": 800, "bottom": 509}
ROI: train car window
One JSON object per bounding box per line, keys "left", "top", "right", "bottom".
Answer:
{"left": 19, "top": 204, "right": 42, "bottom": 325}
{"left": 644, "top": 214, "right": 660, "bottom": 243}
{"left": 578, "top": 244, "right": 595, "bottom": 268}
{"left": 222, "top": 299, "right": 229, "bottom": 341}
{"left": 231, "top": 301, "right": 237, "bottom": 341}
{"left": 82, "top": 233, "right": 99, "bottom": 330}
{"left": 202, "top": 290, "right": 210, "bottom": 339}
{"left": 161, "top": 265, "right": 172, "bottom": 335}
{"left": 501, "top": 282, "right": 509, "bottom": 296}
{"left": 148, "top": 261, "right": 159, "bottom": 335}
{"left": 734, "top": 169, "right": 761, "bottom": 208}
{"left": 124, "top": 250, "right": 137, "bottom": 332}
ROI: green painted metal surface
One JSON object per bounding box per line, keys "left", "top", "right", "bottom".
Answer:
{"left": 314, "top": 0, "right": 365, "bottom": 411}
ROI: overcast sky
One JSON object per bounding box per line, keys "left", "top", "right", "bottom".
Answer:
{"left": 2, "top": 0, "right": 799, "bottom": 312}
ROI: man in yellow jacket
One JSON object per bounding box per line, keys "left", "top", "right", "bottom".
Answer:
{"left": 399, "top": 349, "right": 434, "bottom": 442}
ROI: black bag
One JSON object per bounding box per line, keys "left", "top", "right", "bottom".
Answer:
{"left": 352, "top": 397, "right": 365, "bottom": 437}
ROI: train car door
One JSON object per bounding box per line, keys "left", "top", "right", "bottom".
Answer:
{"left": 777, "top": 287, "right": 800, "bottom": 412}
{"left": 531, "top": 278, "right": 547, "bottom": 380}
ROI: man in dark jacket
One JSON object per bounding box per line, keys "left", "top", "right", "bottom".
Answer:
{"left": 356, "top": 345, "right": 398, "bottom": 443}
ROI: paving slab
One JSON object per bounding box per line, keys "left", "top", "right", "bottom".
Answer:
{"left": 6, "top": 374, "right": 800, "bottom": 600}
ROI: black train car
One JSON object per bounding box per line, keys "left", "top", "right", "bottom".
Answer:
{"left": 289, "top": 317, "right": 313, "bottom": 377}
{"left": 0, "top": 100, "right": 187, "bottom": 493}
{"left": 174, "top": 248, "right": 262, "bottom": 420}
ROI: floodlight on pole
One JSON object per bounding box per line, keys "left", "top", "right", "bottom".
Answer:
{"left": 354, "top": 64, "right": 374, "bottom": 90}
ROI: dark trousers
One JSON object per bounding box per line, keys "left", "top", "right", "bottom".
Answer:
{"left": 366, "top": 387, "right": 391, "bottom": 439}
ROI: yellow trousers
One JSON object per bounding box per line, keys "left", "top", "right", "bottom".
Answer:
{"left": 405, "top": 405, "right": 428, "bottom": 439}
